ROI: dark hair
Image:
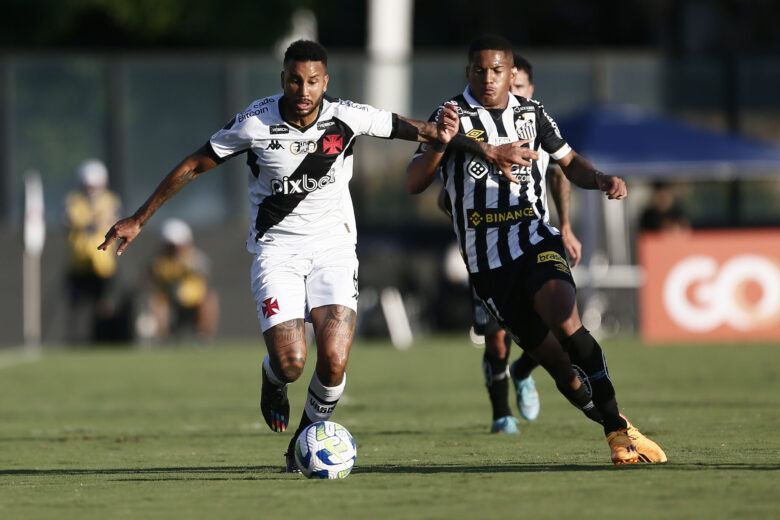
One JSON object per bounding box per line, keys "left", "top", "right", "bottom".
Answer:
{"left": 513, "top": 53, "right": 533, "bottom": 83}
{"left": 468, "top": 35, "right": 513, "bottom": 61}
{"left": 283, "top": 40, "right": 328, "bottom": 67}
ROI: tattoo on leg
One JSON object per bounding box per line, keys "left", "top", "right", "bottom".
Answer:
{"left": 263, "top": 318, "right": 306, "bottom": 381}
{"left": 321, "top": 306, "right": 356, "bottom": 342}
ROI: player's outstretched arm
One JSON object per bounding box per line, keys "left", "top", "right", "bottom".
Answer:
{"left": 404, "top": 104, "right": 539, "bottom": 189}
{"left": 557, "top": 150, "right": 627, "bottom": 200}
{"left": 549, "top": 167, "right": 582, "bottom": 267}
{"left": 404, "top": 104, "right": 460, "bottom": 194}
{"left": 98, "top": 144, "right": 219, "bottom": 256}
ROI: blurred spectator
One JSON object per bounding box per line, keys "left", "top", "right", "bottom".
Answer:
{"left": 639, "top": 181, "right": 691, "bottom": 232}
{"left": 147, "top": 218, "right": 219, "bottom": 341}
{"left": 64, "top": 158, "right": 121, "bottom": 343}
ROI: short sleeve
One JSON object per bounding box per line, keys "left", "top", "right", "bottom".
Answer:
{"left": 538, "top": 105, "right": 571, "bottom": 161}
{"left": 333, "top": 99, "right": 394, "bottom": 138}
{"left": 209, "top": 110, "right": 255, "bottom": 162}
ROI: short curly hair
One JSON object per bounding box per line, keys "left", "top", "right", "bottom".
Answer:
{"left": 284, "top": 40, "right": 328, "bottom": 67}
{"left": 468, "top": 35, "right": 513, "bottom": 62}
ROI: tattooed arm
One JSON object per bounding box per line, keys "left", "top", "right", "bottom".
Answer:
{"left": 98, "top": 144, "right": 219, "bottom": 255}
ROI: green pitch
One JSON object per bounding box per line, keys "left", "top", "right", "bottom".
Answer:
{"left": 1, "top": 337, "right": 778, "bottom": 519}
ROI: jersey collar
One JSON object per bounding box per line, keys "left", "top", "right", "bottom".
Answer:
{"left": 278, "top": 95, "right": 326, "bottom": 133}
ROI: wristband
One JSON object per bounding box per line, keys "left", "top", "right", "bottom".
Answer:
{"left": 430, "top": 140, "right": 447, "bottom": 153}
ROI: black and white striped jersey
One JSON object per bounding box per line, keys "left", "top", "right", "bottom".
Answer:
{"left": 209, "top": 94, "right": 394, "bottom": 253}
{"left": 420, "top": 87, "right": 572, "bottom": 274}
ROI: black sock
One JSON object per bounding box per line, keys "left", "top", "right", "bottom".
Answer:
{"left": 287, "top": 412, "right": 314, "bottom": 454}
{"left": 561, "top": 327, "right": 626, "bottom": 434}
{"left": 512, "top": 351, "right": 539, "bottom": 381}
{"left": 556, "top": 379, "right": 604, "bottom": 424}
{"left": 482, "top": 353, "right": 512, "bottom": 420}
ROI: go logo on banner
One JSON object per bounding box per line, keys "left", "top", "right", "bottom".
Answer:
{"left": 663, "top": 254, "right": 780, "bottom": 332}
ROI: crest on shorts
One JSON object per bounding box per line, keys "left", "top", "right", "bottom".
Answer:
{"left": 262, "top": 297, "right": 280, "bottom": 318}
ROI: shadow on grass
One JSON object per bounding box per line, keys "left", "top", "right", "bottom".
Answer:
{"left": 355, "top": 462, "right": 780, "bottom": 474}
{"left": 1, "top": 461, "right": 777, "bottom": 481}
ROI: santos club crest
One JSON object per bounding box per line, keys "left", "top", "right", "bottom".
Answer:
{"left": 515, "top": 113, "right": 537, "bottom": 141}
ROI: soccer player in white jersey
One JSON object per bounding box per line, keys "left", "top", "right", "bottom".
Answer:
{"left": 99, "top": 40, "right": 536, "bottom": 472}
{"left": 407, "top": 35, "right": 666, "bottom": 465}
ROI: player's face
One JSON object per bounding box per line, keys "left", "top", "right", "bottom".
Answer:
{"left": 281, "top": 60, "right": 329, "bottom": 120}
{"left": 510, "top": 68, "right": 534, "bottom": 98}
{"left": 466, "top": 50, "right": 513, "bottom": 109}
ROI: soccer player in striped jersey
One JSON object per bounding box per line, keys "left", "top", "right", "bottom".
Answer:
{"left": 477, "top": 53, "right": 584, "bottom": 433}
{"left": 99, "top": 40, "right": 534, "bottom": 472}
{"left": 407, "top": 35, "right": 666, "bottom": 465}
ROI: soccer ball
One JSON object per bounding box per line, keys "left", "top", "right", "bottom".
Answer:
{"left": 294, "top": 421, "right": 357, "bottom": 479}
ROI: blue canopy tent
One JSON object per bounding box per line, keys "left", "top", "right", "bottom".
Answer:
{"left": 556, "top": 105, "right": 780, "bottom": 180}
{"left": 551, "top": 106, "right": 780, "bottom": 292}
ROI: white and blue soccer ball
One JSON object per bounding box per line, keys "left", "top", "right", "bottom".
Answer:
{"left": 295, "top": 421, "right": 357, "bottom": 479}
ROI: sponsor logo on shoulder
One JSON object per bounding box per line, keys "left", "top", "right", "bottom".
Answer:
{"left": 338, "top": 99, "right": 369, "bottom": 111}
{"left": 238, "top": 107, "right": 268, "bottom": 123}
{"left": 270, "top": 125, "right": 289, "bottom": 134}
{"left": 317, "top": 119, "right": 335, "bottom": 130}
{"left": 513, "top": 105, "right": 535, "bottom": 113}
{"left": 252, "top": 97, "right": 276, "bottom": 108}
{"left": 290, "top": 141, "right": 317, "bottom": 154}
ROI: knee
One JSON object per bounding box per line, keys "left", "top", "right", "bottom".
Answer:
{"left": 276, "top": 355, "right": 306, "bottom": 383}
{"left": 316, "top": 353, "right": 348, "bottom": 386}
{"left": 484, "top": 330, "right": 510, "bottom": 358}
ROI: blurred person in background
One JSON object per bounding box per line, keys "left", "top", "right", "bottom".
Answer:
{"left": 99, "top": 40, "right": 531, "bottom": 472}
{"left": 64, "top": 158, "right": 121, "bottom": 343}
{"left": 407, "top": 35, "right": 666, "bottom": 465}
{"left": 639, "top": 181, "right": 690, "bottom": 232}
{"left": 147, "top": 218, "right": 219, "bottom": 341}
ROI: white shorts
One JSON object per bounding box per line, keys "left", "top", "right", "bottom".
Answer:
{"left": 250, "top": 245, "right": 359, "bottom": 332}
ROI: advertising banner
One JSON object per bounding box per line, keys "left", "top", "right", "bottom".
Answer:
{"left": 639, "top": 230, "right": 780, "bottom": 343}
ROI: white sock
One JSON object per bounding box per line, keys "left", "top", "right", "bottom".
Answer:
{"left": 262, "top": 355, "right": 285, "bottom": 386}
{"left": 304, "top": 371, "right": 346, "bottom": 422}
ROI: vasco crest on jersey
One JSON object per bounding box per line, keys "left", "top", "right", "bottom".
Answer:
{"left": 515, "top": 113, "right": 537, "bottom": 141}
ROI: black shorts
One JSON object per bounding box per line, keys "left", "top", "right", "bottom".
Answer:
{"left": 469, "top": 236, "right": 575, "bottom": 350}
{"left": 470, "top": 285, "right": 503, "bottom": 336}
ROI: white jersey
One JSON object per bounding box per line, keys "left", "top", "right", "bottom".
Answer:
{"left": 209, "top": 94, "right": 395, "bottom": 253}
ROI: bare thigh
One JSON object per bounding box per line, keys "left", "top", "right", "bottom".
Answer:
{"left": 309, "top": 304, "right": 356, "bottom": 386}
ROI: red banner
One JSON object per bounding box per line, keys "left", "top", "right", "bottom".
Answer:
{"left": 639, "top": 230, "right": 780, "bottom": 343}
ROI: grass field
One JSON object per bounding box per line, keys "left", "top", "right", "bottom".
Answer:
{"left": 1, "top": 336, "right": 778, "bottom": 519}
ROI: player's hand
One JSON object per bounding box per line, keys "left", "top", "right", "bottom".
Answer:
{"left": 560, "top": 223, "right": 582, "bottom": 268}
{"left": 435, "top": 103, "right": 459, "bottom": 145}
{"left": 595, "top": 172, "right": 627, "bottom": 200}
{"left": 98, "top": 216, "right": 142, "bottom": 256}
{"left": 492, "top": 141, "right": 539, "bottom": 184}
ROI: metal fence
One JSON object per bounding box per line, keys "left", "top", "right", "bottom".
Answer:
{"left": 1, "top": 50, "right": 778, "bottom": 345}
